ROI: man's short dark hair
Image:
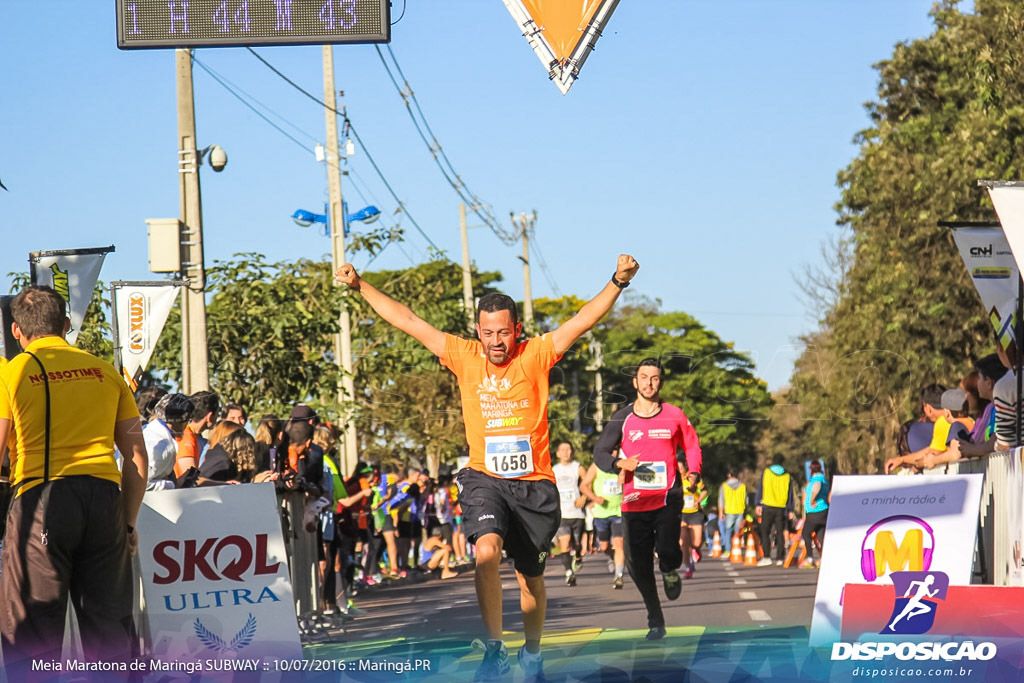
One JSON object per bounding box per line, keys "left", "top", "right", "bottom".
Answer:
{"left": 10, "top": 286, "right": 67, "bottom": 339}
{"left": 976, "top": 353, "right": 1008, "bottom": 382}
{"left": 285, "top": 419, "right": 314, "bottom": 445}
{"left": 189, "top": 391, "right": 220, "bottom": 421}
{"left": 772, "top": 454, "right": 785, "bottom": 467}
{"left": 476, "top": 292, "right": 518, "bottom": 326}
{"left": 636, "top": 358, "right": 662, "bottom": 374}
{"left": 920, "top": 384, "right": 946, "bottom": 410}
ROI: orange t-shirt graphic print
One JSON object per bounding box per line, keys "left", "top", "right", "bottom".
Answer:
{"left": 440, "top": 333, "right": 562, "bottom": 483}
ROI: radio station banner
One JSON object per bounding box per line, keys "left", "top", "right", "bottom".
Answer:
{"left": 29, "top": 246, "right": 114, "bottom": 346}
{"left": 112, "top": 281, "right": 182, "bottom": 389}
{"left": 808, "top": 474, "right": 983, "bottom": 647}
{"left": 952, "top": 227, "right": 1019, "bottom": 347}
{"left": 136, "top": 484, "right": 302, "bottom": 667}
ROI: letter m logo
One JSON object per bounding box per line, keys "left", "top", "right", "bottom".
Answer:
{"left": 873, "top": 529, "right": 923, "bottom": 578}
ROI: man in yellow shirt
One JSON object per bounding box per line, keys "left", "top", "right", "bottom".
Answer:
{"left": 0, "top": 286, "right": 148, "bottom": 673}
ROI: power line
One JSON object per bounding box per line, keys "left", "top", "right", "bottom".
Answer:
{"left": 192, "top": 56, "right": 314, "bottom": 153}
{"left": 374, "top": 45, "right": 519, "bottom": 246}
{"left": 529, "top": 236, "right": 562, "bottom": 296}
{"left": 247, "top": 47, "right": 445, "bottom": 255}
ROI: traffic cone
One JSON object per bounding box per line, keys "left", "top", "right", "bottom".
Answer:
{"left": 711, "top": 531, "right": 722, "bottom": 558}
{"left": 744, "top": 534, "right": 758, "bottom": 567}
{"left": 729, "top": 534, "right": 744, "bottom": 564}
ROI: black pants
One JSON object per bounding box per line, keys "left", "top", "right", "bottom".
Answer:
{"left": 364, "top": 532, "right": 384, "bottom": 578}
{"left": 760, "top": 505, "right": 787, "bottom": 562}
{"left": 2, "top": 478, "right": 136, "bottom": 679}
{"left": 803, "top": 510, "right": 827, "bottom": 560}
{"left": 622, "top": 500, "right": 683, "bottom": 628}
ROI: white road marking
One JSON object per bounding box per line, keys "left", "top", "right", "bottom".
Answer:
{"left": 739, "top": 591, "right": 757, "bottom": 600}
{"left": 733, "top": 579, "right": 748, "bottom": 585}
{"left": 748, "top": 610, "right": 772, "bottom": 621}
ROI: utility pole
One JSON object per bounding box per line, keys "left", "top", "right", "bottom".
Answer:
{"left": 512, "top": 211, "right": 536, "bottom": 327}
{"left": 459, "top": 203, "right": 475, "bottom": 332}
{"left": 588, "top": 337, "right": 605, "bottom": 431}
{"left": 176, "top": 49, "right": 209, "bottom": 394}
{"left": 323, "top": 45, "right": 358, "bottom": 475}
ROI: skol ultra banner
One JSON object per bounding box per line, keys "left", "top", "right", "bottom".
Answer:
{"left": 29, "top": 246, "right": 114, "bottom": 346}
{"left": 502, "top": 0, "right": 620, "bottom": 94}
{"left": 952, "top": 227, "right": 1018, "bottom": 349}
{"left": 808, "top": 474, "right": 983, "bottom": 647}
{"left": 136, "top": 484, "right": 302, "bottom": 670}
{"left": 112, "top": 281, "right": 183, "bottom": 390}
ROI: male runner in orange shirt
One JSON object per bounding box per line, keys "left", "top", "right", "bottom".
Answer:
{"left": 336, "top": 255, "right": 638, "bottom": 682}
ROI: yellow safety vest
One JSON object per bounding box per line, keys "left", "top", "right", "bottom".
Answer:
{"left": 722, "top": 483, "right": 746, "bottom": 515}
{"left": 761, "top": 469, "right": 790, "bottom": 508}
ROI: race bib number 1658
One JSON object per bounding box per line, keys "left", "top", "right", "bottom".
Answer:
{"left": 484, "top": 435, "right": 534, "bottom": 478}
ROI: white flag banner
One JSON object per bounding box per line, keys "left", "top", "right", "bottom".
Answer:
{"left": 136, "top": 485, "right": 302, "bottom": 669}
{"left": 112, "top": 281, "right": 182, "bottom": 389}
{"left": 952, "top": 227, "right": 1018, "bottom": 347}
{"left": 29, "top": 246, "right": 114, "bottom": 346}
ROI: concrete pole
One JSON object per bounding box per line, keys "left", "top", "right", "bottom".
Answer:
{"left": 176, "top": 49, "right": 209, "bottom": 394}
{"left": 459, "top": 203, "right": 475, "bottom": 332}
{"left": 517, "top": 212, "right": 535, "bottom": 327}
{"left": 323, "top": 45, "right": 358, "bottom": 476}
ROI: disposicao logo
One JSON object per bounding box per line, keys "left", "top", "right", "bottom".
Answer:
{"left": 831, "top": 571, "right": 997, "bottom": 663}
{"left": 882, "top": 571, "right": 947, "bottom": 635}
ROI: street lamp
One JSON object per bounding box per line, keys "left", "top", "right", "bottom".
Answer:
{"left": 291, "top": 203, "right": 380, "bottom": 235}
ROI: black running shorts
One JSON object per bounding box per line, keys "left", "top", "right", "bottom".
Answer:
{"left": 456, "top": 467, "right": 560, "bottom": 577}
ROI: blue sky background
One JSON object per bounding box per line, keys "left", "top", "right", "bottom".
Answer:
{"left": 0, "top": 1, "right": 942, "bottom": 389}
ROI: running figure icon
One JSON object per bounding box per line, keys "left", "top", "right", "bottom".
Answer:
{"left": 888, "top": 574, "right": 939, "bottom": 632}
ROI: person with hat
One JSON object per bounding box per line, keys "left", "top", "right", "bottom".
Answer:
{"left": 885, "top": 384, "right": 973, "bottom": 474}
{"left": 0, "top": 286, "right": 148, "bottom": 674}
{"left": 143, "top": 392, "right": 194, "bottom": 490}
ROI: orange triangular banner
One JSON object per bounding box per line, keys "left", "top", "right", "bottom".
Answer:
{"left": 503, "top": 0, "right": 621, "bottom": 94}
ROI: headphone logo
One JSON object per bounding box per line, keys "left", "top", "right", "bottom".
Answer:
{"left": 860, "top": 515, "right": 935, "bottom": 582}
{"left": 881, "top": 571, "right": 949, "bottom": 635}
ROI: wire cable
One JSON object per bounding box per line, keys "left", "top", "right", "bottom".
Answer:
{"left": 374, "top": 45, "right": 519, "bottom": 245}
{"left": 247, "top": 47, "right": 445, "bottom": 254}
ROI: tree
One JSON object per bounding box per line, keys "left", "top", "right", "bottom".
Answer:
{"left": 769, "top": 0, "right": 1024, "bottom": 472}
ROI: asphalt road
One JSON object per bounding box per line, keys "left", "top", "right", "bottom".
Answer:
{"left": 340, "top": 551, "right": 819, "bottom": 642}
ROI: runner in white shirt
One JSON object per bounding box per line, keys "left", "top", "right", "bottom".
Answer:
{"left": 552, "top": 442, "right": 587, "bottom": 586}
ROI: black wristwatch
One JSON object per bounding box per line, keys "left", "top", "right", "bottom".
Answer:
{"left": 611, "top": 274, "right": 630, "bottom": 289}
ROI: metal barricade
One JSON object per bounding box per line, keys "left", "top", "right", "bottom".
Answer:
{"left": 949, "top": 449, "right": 1020, "bottom": 586}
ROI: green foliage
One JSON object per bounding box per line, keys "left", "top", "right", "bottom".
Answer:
{"left": 766, "top": 0, "right": 1024, "bottom": 473}
{"left": 535, "top": 293, "right": 774, "bottom": 482}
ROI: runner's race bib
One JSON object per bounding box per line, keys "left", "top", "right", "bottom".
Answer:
{"left": 633, "top": 461, "right": 668, "bottom": 490}
{"left": 560, "top": 489, "right": 579, "bottom": 503}
{"left": 684, "top": 494, "right": 696, "bottom": 510}
{"left": 602, "top": 479, "right": 622, "bottom": 496}
{"left": 484, "top": 435, "right": 534, "bottom": 478}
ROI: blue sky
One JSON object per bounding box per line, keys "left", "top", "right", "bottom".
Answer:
{"left": 0, "top": 1, "right": 941, "bottom": 390}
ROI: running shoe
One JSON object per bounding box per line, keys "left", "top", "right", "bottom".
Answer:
{"left": 472, "top": 639, "right": 510, "bottom": 683}
{"left": 565, "top": 571, "right": 577, "bottom": 587}
{"left": 756, "top": 558, "right": 773, "bottom": 567}
{"left": 613, "top": 575, "right": 624, "bottom": 590}
{"left": 800, "top": 559, "right": 819, "bottom": 569}
{"left": 517, "top": 644, "right": 545, "bottom": 681}
{"left": 645, "top": 626, "right": 667, "bottom": 641}
{"left": 572, "top": 556, "right": 582, "bottom": 573}
{"left": 683, "top": 566, "right": 694, "bottom": 580}
{"left": 775, "top": 560, "right": 784, "bottom": 567}
{"left": 662, "top": 571, "right": 682, "bottom": 600}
